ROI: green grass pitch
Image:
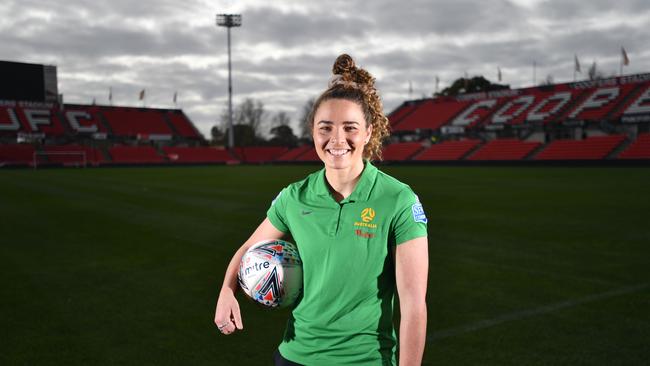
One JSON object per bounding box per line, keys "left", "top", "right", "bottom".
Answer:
{"left": 1, "top": 165, "right": 649, "bottom": 365}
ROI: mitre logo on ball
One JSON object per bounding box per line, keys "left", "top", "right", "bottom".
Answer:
{"left": 238, "top": 239, "right": 303, "bottom": 308}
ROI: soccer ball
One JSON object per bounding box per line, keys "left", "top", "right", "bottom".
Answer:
{"left": 238, "top": 239, "right": 303, "bottom": 308}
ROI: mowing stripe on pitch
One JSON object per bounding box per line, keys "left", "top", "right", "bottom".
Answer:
{"left": 428, "top": 282, "right": 649, "bottom": 342}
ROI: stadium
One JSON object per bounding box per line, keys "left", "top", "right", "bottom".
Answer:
{"left": 1, "top": 59, "right": 650, "bottom": 167}
{"left": 2, "top": 4, "right": 650, "bottom": 366}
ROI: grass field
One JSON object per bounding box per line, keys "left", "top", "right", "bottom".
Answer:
{"left": 1, "top": 165, "right": 649, "bottom": 365}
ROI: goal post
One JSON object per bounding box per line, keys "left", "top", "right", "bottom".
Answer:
{"left": 33, "top": 151, "right": 87, "bottom": 169}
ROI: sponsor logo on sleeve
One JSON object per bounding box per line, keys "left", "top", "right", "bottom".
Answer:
{"left": 412, "top": 203, "right": 428, "bottom": 224}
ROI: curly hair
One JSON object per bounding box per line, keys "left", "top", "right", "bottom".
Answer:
{"left": 308, "top": 54, "right": 390, "bottom": 161}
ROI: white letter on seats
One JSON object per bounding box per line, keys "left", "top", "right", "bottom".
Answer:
{"left": 0, "top": 108, "right": 21, "bottom": 131}
{"left": 492, "top": 95, "right": 535, "bottom": 124}
{"left": 624, "top": 85, "right": 650, "bottom": 115}
{"left": 66, "top": 111, "right": 98, "bottom": 133}
{"left": 527, "top": 92, "right": 571, "bottom": 122}
{"left": 568, "top": 87, "right": 619, "bottom": 118}
{"left": 24, "top": 109, "right": 51, "bottom": 131}
{"left": 452, "top": 100, "right": 496, "bottom": 126}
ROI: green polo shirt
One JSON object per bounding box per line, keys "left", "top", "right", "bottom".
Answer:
{"left": 266, "top": 161, "right": 428, "bottom": 366}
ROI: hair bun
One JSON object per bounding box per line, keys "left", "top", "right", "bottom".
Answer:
{"left": 332, "top": 54, "right": 356, "bottom": 76}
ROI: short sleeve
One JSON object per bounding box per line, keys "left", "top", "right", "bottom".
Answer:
{"left": 392, "top": 188, "right": 428, "bottom": 245}
{"left": 266, "top": 187, "right": 290, "bottom": 233}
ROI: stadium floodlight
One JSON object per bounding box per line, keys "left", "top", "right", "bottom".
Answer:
{"left": 216, "top": 14, "right": 242, "bottom": 149}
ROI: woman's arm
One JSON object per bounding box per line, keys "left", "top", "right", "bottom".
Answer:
{"left": 395, "top": 236, "right": 429, "bottom": 365}
{"left": 214, "top": 218, "right": 285, "bottom": 335}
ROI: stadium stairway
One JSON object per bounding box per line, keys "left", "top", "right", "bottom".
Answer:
{"left": 53, "top": 110, "right": 75, "bottom": 135}
{"left": 96, "top": 112, "right": 115, "bottom": 136}
{"left": 154, "top": 145, "right": 171, "bottom": 162}
{"left": 617, "top": 133, "right": 650, "bottom": 159}
{"left": 95, "top": 143, "right": 113, "bottom": 162}
{"left": 459, "top": 140, "right": 487, "bottom": 160}
{"left": 607, "top": 136, "right": 633, "bottom": 159}
{"left": 161, "top": 113, "right": 182, "bottom": 138}
{"left": 388, "top": 102, "right": 421, "bottom": 129}
{"left": 525, "top": 141, "right": 549, "bottom": 160}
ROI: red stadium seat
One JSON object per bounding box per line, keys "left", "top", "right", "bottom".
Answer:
{"left": 102, "top": 108, "right": 173, "bottom": 137}
{"left": 0, "top": 144, "right": 36, "bottom": 166}
{"left": 166, "top": 112, "right": 201, "bottom": 138}
{"left": 163, "top": 146, "right": 236, "bottom": 163}
{"left": 413, "top": 139, "right": 482, "bottom": 161}
{"left": 235, "top": 146, "right": 289, "bottom": 163}
{"left": 108, "top": 145, "right": 165, "bottom": 164}
{"left": 276, "top": 145, "right": 312, "bottom": 161}
{"left": 382, "top": 142, "right": 424, "bottom": 161}
{"left": 534, "top": 135, "right": 626, "bottom": 160}
{"left": 294, "top": 148, "right": 320, "bottom": 162}
{"left": 393, "top": 99, "right": 470, "bottom": 132}
{"left": 468, "top": 139, "right": 541, "bottom": 160}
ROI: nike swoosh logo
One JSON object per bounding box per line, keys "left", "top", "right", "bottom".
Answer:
{"left": 301, "top": 210, "right": 313, "bottom": 215}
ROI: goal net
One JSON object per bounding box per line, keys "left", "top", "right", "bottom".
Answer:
{"left": 33, "top": 151, "right": 87, "bottom": 168}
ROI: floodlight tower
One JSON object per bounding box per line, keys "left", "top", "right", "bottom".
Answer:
{"left": 216, "top": 14, "right": 241, "bottom": 149}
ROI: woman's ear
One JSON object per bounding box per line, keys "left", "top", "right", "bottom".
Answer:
{"left": 365, "top": 123, "right": 373, "bottom": 144}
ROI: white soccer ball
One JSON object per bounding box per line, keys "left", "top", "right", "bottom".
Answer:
{"left": 238, "top": 239, "right": 303, "bottom": 308}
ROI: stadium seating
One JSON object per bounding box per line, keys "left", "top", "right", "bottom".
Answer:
{"left": 101, "top": 108, "right": 173, "bottom": 137}
{"left": 234, "top": 146, "right": 289, "bottom": 163}
{"left": 382, "top": 142, "right": 424, "bottom": 161}
{"left": 294, "top": 148, "right": 320, "bottom": 162}
{"left": 413, "top": 139, "right": 482, "bottom": 161}
{"left": 393, "top": 99, "right": 470, "bottom": 131}
{"left": 565, "top": 84, "right": 638, "bottom": 121}
{"left": 166, "top": 112, "right": 201, "bottom": 139}
{"left": 108, "top": 145, "right": 165, "bottom": 164}
{"left": 617, "top": 133, "right": 650, "bottom": 159}
{"left": 163, "top": 146, "right": 236, "bottom": 163}
{"left": 388, "top": 103, "right": 419, "bottom": 127}
{"left": 0, "top": 144, "right": 36, "bottom": 166}
{"left": 0, "top": 105, "right": 66, "bottom": 136}
{"left": 533, "top": 135, "right": 626, "bottom": 160}
{"left": 276, "top": 145, "right": 312, "bottom": 161}
{"left": 467, "top": 139, "right": 541, "bottom": 160}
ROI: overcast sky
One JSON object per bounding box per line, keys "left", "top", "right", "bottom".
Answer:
{"left": 2, "top": 0, "right": 648, "bottom": 138}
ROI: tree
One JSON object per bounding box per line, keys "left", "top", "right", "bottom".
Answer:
{"left": 269, "top": 124, "right": 298, "bottom": 147}
{"left": 435, "top": 76, "right": 509, "bottom": 96}
{"left": 222, "top": 124, "right": 257, "bottom": 147}
{"left": 271, "top": 111, "right": 291, "bottom": 127}
{"left": 210, "top": 124, "right": 225, "bottom": 145}
{"left": 217, "top": 98, "right": 268, "bottom": 146}
{"left": 235, "top": 98, "right": 266, "bottom": 138}
{"left": 299, "top": 97, "right": 316, "bottom": 140}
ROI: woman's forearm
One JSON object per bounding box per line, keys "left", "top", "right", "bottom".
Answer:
{"left": 399, "top": 302, "right": 427, "bottom": 366}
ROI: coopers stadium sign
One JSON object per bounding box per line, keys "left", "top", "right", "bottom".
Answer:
{"left": 449, "top": 77, "right": 650, "bottom": 127}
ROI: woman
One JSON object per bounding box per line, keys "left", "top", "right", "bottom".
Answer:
{"left": 215, "top": 54, "right": 428, "bottom": 366}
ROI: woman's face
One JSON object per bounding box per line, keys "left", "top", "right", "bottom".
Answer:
{"left": 312, "top": 98, "right": 372, "bottom": 171}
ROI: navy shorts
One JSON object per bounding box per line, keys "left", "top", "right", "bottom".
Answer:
{"left": 273, "top": 349, "right": 303, "bottom": 366}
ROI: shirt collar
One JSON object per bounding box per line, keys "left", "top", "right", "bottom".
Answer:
{"left": 314, "top": 160, "right": 378, "bottom": 203}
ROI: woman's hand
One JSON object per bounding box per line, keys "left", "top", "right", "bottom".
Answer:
{"left": 214, "top": 288, "right": 243, "bottom": 335}
{"left": 214, "top": 218, "right": 285, "bottom": 335}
